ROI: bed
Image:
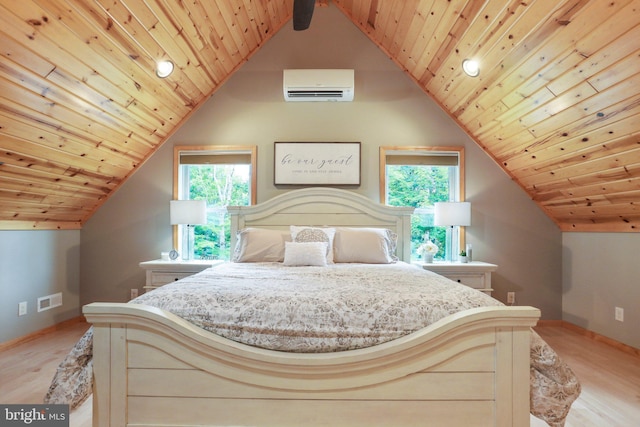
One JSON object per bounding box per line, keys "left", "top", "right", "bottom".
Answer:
{"left": 46, "top": 187, "right": 580, "bottom": 427}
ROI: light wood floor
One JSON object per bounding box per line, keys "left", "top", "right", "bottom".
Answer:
{"left": 1, "top": 322, "right": 638, "bottom": 427}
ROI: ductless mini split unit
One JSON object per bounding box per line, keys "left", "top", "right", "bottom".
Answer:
{"left": 283, "top": 69, "right": 354, "bottom": 102}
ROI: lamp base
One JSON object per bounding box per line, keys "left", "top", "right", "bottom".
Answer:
{"left": 182, "top": 224, "right": 196, "bottom": 261}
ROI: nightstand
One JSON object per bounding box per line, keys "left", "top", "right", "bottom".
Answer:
{"left": 421, "top": 261, "right": 497, "bottom": 295}
{"left": 139, "top": 259, "right": 224, "bottom": 292}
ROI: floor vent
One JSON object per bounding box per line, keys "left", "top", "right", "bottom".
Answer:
{"left": 37, "top": 292, "right": 62, "bottom": 312}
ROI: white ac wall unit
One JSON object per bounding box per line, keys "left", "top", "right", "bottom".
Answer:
{"left": 283, "top": 69, "right": 354, "bottom": 102}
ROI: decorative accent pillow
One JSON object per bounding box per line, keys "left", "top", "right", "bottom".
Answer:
{"left": 232, "top": 228, "right": 291, "bottom": 262}
{"left": 290, "top": 226, "right": 336, "bottom": 263}
{"left": 283, "top": 242, "right": 328, "bottom": 266}
{"left": 333, "top": 227, "right": 398, "bottom": 264}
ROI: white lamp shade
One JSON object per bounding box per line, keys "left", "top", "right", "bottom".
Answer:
{"left": 434, "top": 202, "right": 471, "bottom": 227}
{"left": 170, "top": 200, "right": 207, "bottom": 225}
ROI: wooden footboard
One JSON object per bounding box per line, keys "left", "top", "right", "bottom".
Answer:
{"left": 84, "top": 303, "right": 540, "bottom": 427}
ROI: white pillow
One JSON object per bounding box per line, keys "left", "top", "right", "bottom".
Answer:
{"left": 290, "top": 226, "right": 336, "bottom": 263}
{"left": 232, "top": 228, "right": 291, "bottom": 262}
{"left": 333, "top": 227, "right": 398, "bottom": 264}
{"left": 283, "top": 242, "right": 328, "bottom": 266}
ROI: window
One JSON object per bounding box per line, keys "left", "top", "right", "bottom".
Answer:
{"left": 380, "top": 146, "right": 465, "bottom": 261}
{"left": 173, "top": 145, "right": 257, "bottom": 260}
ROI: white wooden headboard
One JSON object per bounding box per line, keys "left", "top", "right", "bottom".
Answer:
{"left": 227, "top": 187, "right": 415, "bottom": 262}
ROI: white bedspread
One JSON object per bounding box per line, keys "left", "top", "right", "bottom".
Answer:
{"left": 132, "top": 262, "right": 497, "bottom": 352}
{"left": 45, "top": 262, "right": 580, "bottom": 426}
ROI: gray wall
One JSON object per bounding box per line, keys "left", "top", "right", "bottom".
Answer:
{"left": 79, "top": 5, "right": 563, "bottom": 321}
{"left": 563, "top": 233, "right": 640, "bottom": 349}
{"left": 80, "top": 144, "right": 173, "bottom": 305}
{"left": 0, "top": 230, "right": 80, "bottom": 343}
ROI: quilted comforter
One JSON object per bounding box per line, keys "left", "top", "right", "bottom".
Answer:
{"left": 45, "top": 261, "right": 580, "bottom": 426}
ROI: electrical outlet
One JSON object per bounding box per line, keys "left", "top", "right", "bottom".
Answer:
{"left": 615, "top": 307, "right": 624, "bottom": 322}
{"left": 507, "top": 292, "right": 515, "bottom": 305}
{"left": 18, "top": 301, "right": 27, "bottom": 316}
{"left": 130, "top": 288, "right": 139, "bottom": 300}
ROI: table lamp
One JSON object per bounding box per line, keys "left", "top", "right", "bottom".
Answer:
{"left": 434, "top": 201, "right": 471, "bottom": 262}
{"left": 170, "top": 200, "right": 207, "bottom": 260}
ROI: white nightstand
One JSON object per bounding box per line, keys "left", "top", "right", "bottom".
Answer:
{"left": 139, "top": 259, "right": 224, "bottom": 292}
{"left": 420, "top": 261, "right": 497, "bottom": 295}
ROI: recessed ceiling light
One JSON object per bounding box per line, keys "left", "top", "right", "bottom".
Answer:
{"left": 462, "top": 59, "right": 480, "bottom": 77}
{"left": 156, "top": 60, "right": 174, "bottom": 78}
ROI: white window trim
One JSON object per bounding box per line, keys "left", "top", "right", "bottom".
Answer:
{"left": 172, "top": 145, "right": 257, "bottom": 253}
{"left": 379, "top": 146, "right": 466, "bottom": 257}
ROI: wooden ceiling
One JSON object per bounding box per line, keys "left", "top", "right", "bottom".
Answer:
{"left": 1, "top": 0, "right": 639, "bottom": 232}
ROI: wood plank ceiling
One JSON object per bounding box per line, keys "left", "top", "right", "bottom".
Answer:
{"left": 0, "top": 0, "right": 639, "bottom": 232}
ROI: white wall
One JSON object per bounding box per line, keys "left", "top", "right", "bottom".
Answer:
{"left": 80, "top": 5, "right": 563, "bottom": 322}
{"left": 0, "top": 230, "right": 80, "bottom": 343}
{"left": 563, "top": 233, "right": 640, "bottom": 348}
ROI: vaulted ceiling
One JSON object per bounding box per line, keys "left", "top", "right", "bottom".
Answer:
{"left": 1, "top": 0, "right": 639, "bottom": 232}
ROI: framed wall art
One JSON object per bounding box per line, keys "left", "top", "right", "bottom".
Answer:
{"left": 274, "top": 142, "right": 361, "bottom": 186}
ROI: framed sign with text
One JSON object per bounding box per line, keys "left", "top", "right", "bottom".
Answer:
{"left": 274, "top": 142, "right": 361, "bottom": 186}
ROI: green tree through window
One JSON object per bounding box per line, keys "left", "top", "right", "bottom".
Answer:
{"left": 187, "top": 164, "right": 250, "bottom": 259}
{"left": 174, "top": 146, "right": 256, "bottom": 260}
{"left": 380, "top": 147, "right": 464, "bottom": 261}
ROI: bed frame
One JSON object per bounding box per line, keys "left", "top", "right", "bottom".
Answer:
{"left": 84, "top": 187, "right": 540, "bottom": 427}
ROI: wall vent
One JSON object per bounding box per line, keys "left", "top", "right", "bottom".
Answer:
{"left": 37, "top": 292, "right": 62, "bottom": 312}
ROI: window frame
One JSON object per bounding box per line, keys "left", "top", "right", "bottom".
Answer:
{"left": 172, "top": 145, "right": 257, "bottom": 252}
{"left": 379, "top": 146, "right": 466, "bottom": 257}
